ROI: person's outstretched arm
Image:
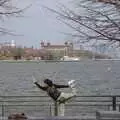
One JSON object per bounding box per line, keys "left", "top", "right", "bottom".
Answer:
{"left": 54, "top": 84, "right": 69, "bottom": 88}
{"left": 34, "top": 82, "right": 47, "bottom": 91}
{"left": 32, "top": 76, "right": 47, "bottom": 91}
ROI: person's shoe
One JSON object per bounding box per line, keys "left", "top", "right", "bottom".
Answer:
{"left": 68, "top": 80, "right": 78, "bottom": 96}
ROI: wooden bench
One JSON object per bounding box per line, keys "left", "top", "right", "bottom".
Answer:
{"left": 96, "top": 110, "right": 120, "bottom": 120}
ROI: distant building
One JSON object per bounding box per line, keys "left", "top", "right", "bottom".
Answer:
{"left": 40, "top": 41, "right": 73, "bottom": 59}
{"left": 0, "top": 40, "right": 16, "bottom": 48}
{"left": 24, "top": 47, "right": 42, "bottom": 60}
{"left": 11, "top": 40, "right": 16, "bottom": 47}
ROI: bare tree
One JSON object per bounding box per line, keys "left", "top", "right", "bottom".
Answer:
{"left": 47, "top": 0, "right": 120, "bottom": 49}
{"left": 97, "top": 0, "right": 120, "bottom": 6}
{"left": 0, "top": 0, "right": 28, "bottom": 35}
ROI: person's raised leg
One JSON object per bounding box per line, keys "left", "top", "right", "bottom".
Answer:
{"left": 57, "top": 80, "right": 78, "bottom": 103}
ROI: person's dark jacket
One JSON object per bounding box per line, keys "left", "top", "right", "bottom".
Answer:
{"left": 34, "top": 82, "right": 69, "bottom": 101}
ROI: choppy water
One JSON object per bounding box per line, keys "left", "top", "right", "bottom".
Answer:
{"left": 0, "top": 60, "right": 120, "bottom": 96}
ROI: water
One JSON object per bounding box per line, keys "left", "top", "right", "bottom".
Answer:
{"left": 0, "top": 60, "right": 120, "bottom": 117}
{"left": 0, "top": 60, "right": 120, "bottom": 96}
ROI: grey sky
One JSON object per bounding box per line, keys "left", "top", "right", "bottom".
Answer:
{"left": 0, "top": 0, "right": 72, "bottom": 48}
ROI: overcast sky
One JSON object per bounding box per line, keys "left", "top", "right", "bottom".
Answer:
{"left": 0, "top": 0, "right": 73, "bottom": 48}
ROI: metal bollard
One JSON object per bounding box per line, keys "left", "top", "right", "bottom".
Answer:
{"left": 112, "top": 96, "right": 116, "bottom": 111}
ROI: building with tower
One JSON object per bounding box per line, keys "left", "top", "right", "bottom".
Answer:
{"left": 11, "top": 40, "right": 16, "bottom": 47}
{"left": 40, "top": 41, "right": 74, "bottom": 59}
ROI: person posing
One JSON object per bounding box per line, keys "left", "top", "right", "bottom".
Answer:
{"left": 33, "top": 78, "right": 77, "bottom": 116}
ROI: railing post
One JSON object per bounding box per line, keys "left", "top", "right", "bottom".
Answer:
{"left": 119, "top": 104, "right": 120, "bottom": 112}
{"left": 112, "top": 96, "right": 116, "bottom": 111}
{"left": 50, "top": 105, "right": 52, "bottom": 116}
{"left": 2, "top": 96, "right": 5, "bottom": 120}
{"left": 2, "top": 104, "right": 4, "bottom": 119}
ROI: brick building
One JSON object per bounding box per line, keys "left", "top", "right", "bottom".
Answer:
{"left": 40, "top": 41, "right": 73, "bottom": 60}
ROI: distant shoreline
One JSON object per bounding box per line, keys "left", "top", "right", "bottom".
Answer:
{"left": 0, "top": 59, "right": 120, "bottom": 63}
